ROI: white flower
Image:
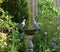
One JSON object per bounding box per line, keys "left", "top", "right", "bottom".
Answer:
{"left": 44, "top": 32, "right": 48, "bottom": 35}
{"left": 6, "top": 15, "right": 8, "bottom": 18}
{"left": 1, "top": 46, "right": 4, "bottom": 48}
{"left": 2, "top": 20, "right": 3, "bottom": 21}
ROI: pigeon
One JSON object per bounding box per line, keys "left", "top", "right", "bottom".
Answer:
{"left": 18, "top": 19, "right": 26, "bottom": 29}
{"left": 32, "top": 19, "right": 40, "bottom": 31}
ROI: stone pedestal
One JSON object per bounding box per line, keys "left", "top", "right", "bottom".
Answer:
{"left": 21, "top": 29, "right": 36, "bottom": 52}
{"left": 26, "top": 35, "right": 33, "bottom": 52}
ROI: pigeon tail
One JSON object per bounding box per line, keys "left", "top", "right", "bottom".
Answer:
{"left": 36, "top": 28, "right": 40, "bottom": 32}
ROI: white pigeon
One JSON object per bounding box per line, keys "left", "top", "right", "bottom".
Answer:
{"left": 32, "top": 19, "right": 40, "bottom": 31}
{"left": 18, "top": 19, "right": 26, "bottom": 29}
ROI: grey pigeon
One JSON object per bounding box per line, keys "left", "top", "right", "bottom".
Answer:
{"left": 32, "top": 19, "right": 40, "bottom": 31}
{"left": 18, "top": 19, "right": 26, "bottom": 29}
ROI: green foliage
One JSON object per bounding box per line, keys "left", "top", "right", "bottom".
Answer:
{"left": 33, "top": 0, "right": 60, "bottom": 52}
{"left": 32, "top": 33, "right": 41, "bottom": 52}
{"left": 37, "top": 0, "right": 59, "bottom": 20}
{"left": 13, "top": 0, "right": 29, "bottom": 23}
{"left": 8, "top": 29, "right": 26, "bottom": 52}
{"left": 1, "top": 0, "right": 29, "bottom": 23}
{"left": 0, "top": 0, "right": 27, "bottom": 52}
{"left": 0, "top": 32, "right": 7, "bottom": 52}
{"left": 0, "top": 0, "right": 4, "bottom": 4}
{"left": 0, "top": 7, "right": 18, "bottom": 32}
{"left": 9, "top": 29, "right": 18, "bottom": 52}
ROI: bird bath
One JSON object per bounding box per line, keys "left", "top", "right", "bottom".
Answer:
{"left": 18, "top": 5, "right": 40, "bottom": 52}
{"left": 21, "top": 29, "right": 37, "bottom": 52}
{"left": 21, "top": 29, "right": 36, "bottom": 35}
{"left": 18, "top": 16, "right": 40, "bottom": 52}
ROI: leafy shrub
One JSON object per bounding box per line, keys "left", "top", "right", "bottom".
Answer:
{"left": 1, "top": 0, "right": 29, "bottom": 23}
{"left": 0, "top": 32, "right": 7, "bottom": 52}
{"left": 0, "top": 0, "right": 4, "bottom": 4}
{"left": 8, "top": 29, "right": 26, "bottom": 52}
{"left": 0, "top": 7, "right": 18, "bottom": 33}
{"left": 0, "top": 0, "right": 27, "bottom": 52}
{"left": 33, "top": 0, "right": 60, "bottom": 52}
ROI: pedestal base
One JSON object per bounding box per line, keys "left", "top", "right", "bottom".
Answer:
{"left": 21, "top": 29, "right": 37, "bottom": 52}
{"left": 26, "top": 35, "right": 33, "bottom": 52}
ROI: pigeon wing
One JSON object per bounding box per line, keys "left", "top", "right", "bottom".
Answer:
{"left": 18, "top": 23, "right": 23, "bottom": 29}
{"left": 33, "top": 21, "right": 40, "bottom": 31}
